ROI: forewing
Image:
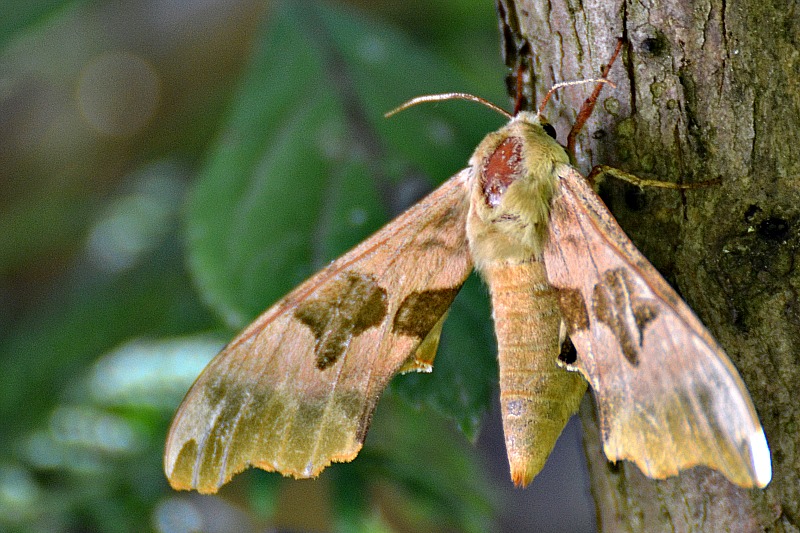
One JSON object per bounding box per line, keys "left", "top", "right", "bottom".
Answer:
{"left": 543, "top": 164, "right": 771, "bottom": 488}
{"left": 166, "top": 170, "right": 473, "bottom": 493}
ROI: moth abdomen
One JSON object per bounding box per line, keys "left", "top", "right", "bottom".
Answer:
{"left": 482, "top": 259, "right": 587, "bottom": 486}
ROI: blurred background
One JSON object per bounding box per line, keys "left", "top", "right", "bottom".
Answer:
{"left": 0, "top": 0, "right": 595, "bottom": 531}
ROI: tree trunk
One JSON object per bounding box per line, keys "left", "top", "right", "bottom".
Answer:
{"left": 496, "top": 0, "right": 799, "bottom": 530}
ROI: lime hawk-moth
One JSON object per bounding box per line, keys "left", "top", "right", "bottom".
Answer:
{"left": 165, "top": 44, "right": 771, "bottom": 493}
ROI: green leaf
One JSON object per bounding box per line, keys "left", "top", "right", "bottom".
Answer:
{"left": 186, "top": 0, "right": 503, "bottom": 441}
{"left": 0, "top": 0, "right": 84, "bottom": 50}
{"left": 86, "top": 335, "right": 226, "bottom": 412}
{"left": 0, "top": 202, "right": 215, "bottom": 448}
{"left": 333, "top": 395, "right": 497, "bottom": 533}
{"left": 390, "top": 275, "right": 496, "bottom": 441}
{"left": 187, "top": 0, "right": 505, "bottom": 325}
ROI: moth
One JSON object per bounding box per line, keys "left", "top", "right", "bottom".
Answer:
{"left": 165, "top": 46, "right": 771, "bottom": 493}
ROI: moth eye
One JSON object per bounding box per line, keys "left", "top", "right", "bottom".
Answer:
{"left": 542, "top": 123, "right": 557, "bottom": 139}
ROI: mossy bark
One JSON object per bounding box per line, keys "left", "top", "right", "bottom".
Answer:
{"left": 496, "top": 0, "right": 799, "bottom": 530}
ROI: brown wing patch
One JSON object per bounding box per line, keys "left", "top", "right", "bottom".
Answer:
{"left": 294, "top": 271, "right": 388, "bottom": 370}
{"left": 393, "top": 287, "right": 461, "bottom": 338}
{"left": 592, "top": 268, "right": 658, "bottom": 367}
{"left": 558, "top": 287, "right": 590, "bottom": 333}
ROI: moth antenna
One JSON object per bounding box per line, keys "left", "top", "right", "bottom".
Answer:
{"left": 536, "top": 78, "right": 616, "bottom": 117}
{"left": 385, "top": 93, "right": 513, "bottom": 120}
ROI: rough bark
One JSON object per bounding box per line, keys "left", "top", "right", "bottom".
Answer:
{"left": 496, "top": 0, "right": 799, "bottom": 530}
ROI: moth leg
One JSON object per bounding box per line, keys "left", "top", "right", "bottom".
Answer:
{"left": 586, "top": 164, "right": 722, "bottom": 190}
{"left": 566, "top": 38, "right": 624, "bottom": 156}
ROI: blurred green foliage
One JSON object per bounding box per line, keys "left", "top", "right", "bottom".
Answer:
{"left": 0, "top": 0, "right": 509, "bottom": 531}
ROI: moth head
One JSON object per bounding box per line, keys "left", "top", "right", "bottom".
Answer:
{"left": 384, "top": 92, "right": 565, "bottom": 218}
{"left": 461, "top": 124, "right": 559, "bottom": 266}
{"left": 384, "top": 84, "right": 609, "bottom": 265}
{"left": 469, "top": 111, "right": 567, "bottom": 211}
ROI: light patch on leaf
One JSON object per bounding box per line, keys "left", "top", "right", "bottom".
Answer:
{"left": 348, "top": 207, "right": 368, "bottom": 227}
{"left": 426, "top": 119, "right": 456, "bottom": 147}
{"left": 357, "top": 35, "right": 388, "bottom": 64}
